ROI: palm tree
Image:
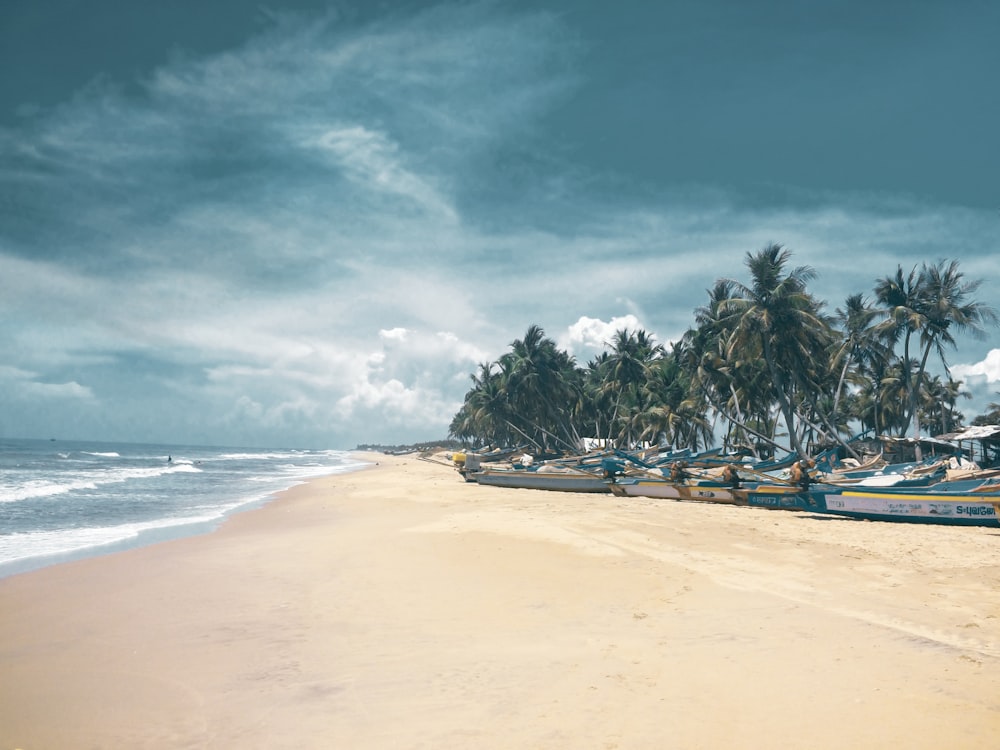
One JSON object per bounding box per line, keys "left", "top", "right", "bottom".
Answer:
{"left": 911, "top": 260, "right": 998, "bottom": 442}
{"left": 450, "top": 361, "right": 515, "bottom": 448}
{"left": 971, "top": 394, "right": 1000, "bottom": 426}
{"left": 918, "top": 374, "right": 968, "bottom": 436}
{"left": 874, "top": 265, "right": 924, "bottom": 438}
{"left": 601, "top": 328, "right": 664, "bottom": 447}
{"left": 719, "top": 243, "right": 834, "bottom": 458}
{"left": 577, "top": 353, "right": 615, "bottom": 444}
{"left": 831, "top": 294, "right": 886, "bottom": 416}
{"left": 500, "top": 325, "right": 580, "bottom": 452}
{"left": 638, "top": 352, "right": 714, "bottom": 450}
{"left": 876, "top": 261, "right": 997, "bottom": 456}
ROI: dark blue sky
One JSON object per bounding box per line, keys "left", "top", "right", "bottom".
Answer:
{"left": 1, "top": 0, "right": 997, "bottom": 446}
{"left": 5, "top": 0, "right": 997, "bottom": 206}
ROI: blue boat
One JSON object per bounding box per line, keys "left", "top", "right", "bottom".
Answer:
{"left": 816, "top": 484, "right": 1000, "bottom": 526}
{"left": 735, "top": 483, "right": 831, "bottom": 513}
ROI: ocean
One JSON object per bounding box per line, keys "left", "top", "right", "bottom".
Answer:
{"left": 0, "top": 437, "right": 369, "bottom": 578}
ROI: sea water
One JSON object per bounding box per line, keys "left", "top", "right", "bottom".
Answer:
{"left": 0, "top": 437, "right": 369, "bottom": 578}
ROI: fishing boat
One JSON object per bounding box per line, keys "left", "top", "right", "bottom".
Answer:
{"left": 465, "top": 445, "right": 703, "bottom": 493}
{"left": 732, "top": 482, "right": 832, "bottom": 513}
{"left": 608, "top": 460, "right": 743, "bottom": 503}
{"left": 471, "top": 464, "right": 612, "bottom": 493}
{"left": 608, "top": 474, "right": 740, "bottom": 503}
{"left": 815, "top": 482, "right": 1000, "bottom": 526}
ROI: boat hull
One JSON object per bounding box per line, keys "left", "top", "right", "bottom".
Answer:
{"left": 609, "top": 477, "right": 738, "bottom": 503}
{"left": 736, "top": 485, "right": 829, "bottom": 513}
{"left": 473, "top": 469, "right": 611, "bottom": 493}
{"left": 820, "top": 489, "right": 999, "bottom": 526}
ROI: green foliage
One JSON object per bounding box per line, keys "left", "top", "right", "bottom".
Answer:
{"left": 449, "top": 251, "right": 998, "bottom": 452}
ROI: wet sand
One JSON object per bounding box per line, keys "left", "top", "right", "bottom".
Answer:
{"left": 2, "top": 452, "right": 999, "bottom": 748}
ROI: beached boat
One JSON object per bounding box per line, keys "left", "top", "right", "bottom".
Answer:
{"left": 817, "top": 454, "right": 950, "bottom": 487}
{"left": 733, "top": 483, "right": 832, "bottom": 513}
{"left": 471, "top": 464, "right": 612, "bottom": 493}
{"left": 608, "top": 475, "right": 740, "bottom": 503}
{"left": 607, "top": 449, "right": 829, "bottom": 505}
{"left": 728, "top": 475, "right": 999, "bottom": 526}
{"left": 815, "top": 483, "right": 1000, "bottom": 526}
{"left": 463, "top": 445, "right": 703, "bottom": 493}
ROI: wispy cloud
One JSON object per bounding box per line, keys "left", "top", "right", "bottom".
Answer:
{"left": 1, "top": 2, "right": 997, "bottom": 446}
{"left": 309, "top": 125, "right": 458, "bottom": 222}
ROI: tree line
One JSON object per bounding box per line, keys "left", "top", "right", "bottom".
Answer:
{"left": 449, "top": 245, "right": 998, "bottom": 459}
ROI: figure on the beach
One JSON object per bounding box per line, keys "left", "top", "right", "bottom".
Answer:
{"left": 789, "top": 459, "right": 814, "bottom": 489}
{"left": 721, "top": 464, "right": 740, "bottom": 488}
{"left": 669, "top": 461, "right": 688, "bottom": 482}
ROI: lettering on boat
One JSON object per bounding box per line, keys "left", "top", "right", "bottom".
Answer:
{"left": 751, "top": 495, "right": 798, "bottom": 507}
{"left": 751, "top": 495, "right": 783, "bottom": 506}
{"left": 956, "top": 505, "right": 996, "bottom": 516}
{"left": 827, "top": 495, "right": 996, "bottom": 519}
{"left": 694, "top": 489, "right": 722, "bottom": 498}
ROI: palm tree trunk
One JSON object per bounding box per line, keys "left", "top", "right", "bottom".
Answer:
{"left": 908, "top": 339, "right": 938, "bottom": 461}
{"left": 761, "top": 336, "right": 807, "bottom": 457}
{"left": 704, "top": 391, "right": 793, "bottom": 455}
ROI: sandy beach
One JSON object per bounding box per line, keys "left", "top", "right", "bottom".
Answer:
{"left": 2, "top": 452, "right": 999, "bottom": 749}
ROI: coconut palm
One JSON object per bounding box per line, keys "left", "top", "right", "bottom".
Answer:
{"left": 831, "top": 294, "right": 886, "bottom": 415}
{"left": 500, "top": 325, "right": 580, "bottom": 452}
{"left": 450, "top": 361, "right": 516, "bottom": 448}
{"left": 918, "top": 374, "right": 968, "bottom": 436}
{"left": 637, "top": 352, "right": 714, "bottom": 450}
{"left": 876, "top": 260, "right": 997, "bottom": 455}
{"left": 971, "top": 394, "right": 1000, "bottom": 426}
{"left": 874, "top": 265, "right": 924, "bottom": 437}
{"left": 911, "top": 260, "right": 998, "bottom": 441}
{"left": 601, "top": 328, "right": 664, "bottom": 447}
{"left": 719, "top": 243, "right": 834, "bottom": 458}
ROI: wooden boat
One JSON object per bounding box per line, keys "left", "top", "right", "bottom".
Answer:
{"left": 466, "top": 445, "right": 703, "bottom": 493}
{"left": 733, "top": 483, "right": 831, "bottom": 513}
{"left": 819, "top": 457, "right": 949, "bottom": 487}
{"left": 608, "top": 475, "right": 740, "bottom": 503}
{"left": 608, "top": 451, "right": 823, "bottom": 505}
{"left": 815, "top": 483, "right": 1000, "bottom": 526}
{"left": 471, "top": 462, "right": 612, "bottom": 493}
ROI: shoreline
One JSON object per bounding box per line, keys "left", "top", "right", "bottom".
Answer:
{"left": 0, "top": 450, "right": 377, "bottom": 580}
{"left": 2, "top": 452, "right": 999, "bottom": 748}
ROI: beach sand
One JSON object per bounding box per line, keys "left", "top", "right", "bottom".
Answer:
{"left": 2, "top": 452, "right": 999, "bottom": 749}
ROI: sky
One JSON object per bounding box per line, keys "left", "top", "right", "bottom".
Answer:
{"left": 1, "top": 0, "right": 998, "bottom": 449}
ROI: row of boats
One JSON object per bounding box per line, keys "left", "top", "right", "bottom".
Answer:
{"left": 450, "top": 432, "right": 1000, "bottom": 527}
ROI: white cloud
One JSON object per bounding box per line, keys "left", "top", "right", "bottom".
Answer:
{"left": 0, "top": 366, "right": 94, "bottom": 400}
{"left": 2, "top": 3, "right": 999, "bottom": 446}
{"left": 310, "top": 126, "right": 458, "bottom": 222}
{"left": 559, "top": 314, "right": 645, "bottom": 356}
{"left": 334, "top": 378, "right": 457, "bottom": 429}
{"left": 379, "top": 327, "right": 409, "bottom": 341}
{"left": 952, "top": 349, "right": 1000, "bottom": 383}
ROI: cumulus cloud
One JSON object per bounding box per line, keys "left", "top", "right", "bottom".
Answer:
{"left": 379, "top": 327, "right": 409, "bottom": 341}
{"left": 952, "top": 349, "right": 1000, "bottom": 383}
{"left": 334, "top": 327, "right": 488, "bottom": 429}
{"left": 559, "top": 314, "right": 646, "bottom": 357}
